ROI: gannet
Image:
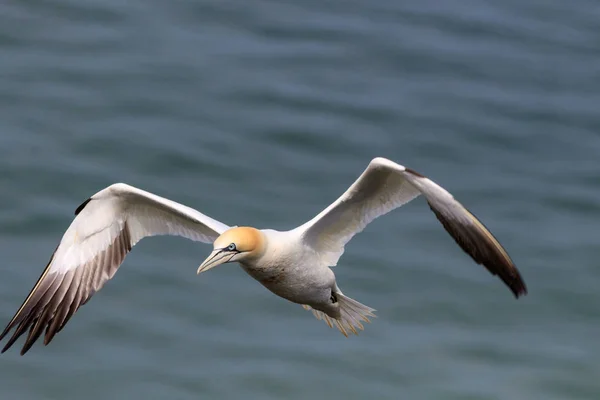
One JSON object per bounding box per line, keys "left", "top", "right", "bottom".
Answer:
{"left": 0, "top": 157, "right": 526, "bottom": 355}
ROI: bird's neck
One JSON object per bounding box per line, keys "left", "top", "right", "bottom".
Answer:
{"left": 241, "top": 229, "right": 301, "bottom": 270}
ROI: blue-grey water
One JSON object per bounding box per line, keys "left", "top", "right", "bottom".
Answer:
{"left": 0, "top": 0, "right": 599, "bottom": 399}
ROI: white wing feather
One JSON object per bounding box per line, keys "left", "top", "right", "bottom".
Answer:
{"left": 54, "top": 183, "right": 229, "bottom": 273}
{"left": 298, "top": 158, "right": 421, "bottom": 266}
{"left": 1, "top": 183, "right": 230, "bottom": 354}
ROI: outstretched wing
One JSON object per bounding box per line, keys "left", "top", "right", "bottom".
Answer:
{"left": 1, "top": 183, "right": 230, "bottom": 355}
{"left": 298, "top": 157, "right": 527, "bottom": 298}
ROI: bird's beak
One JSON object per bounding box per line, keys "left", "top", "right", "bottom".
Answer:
{"left": 197, "top": 249, "right": 236, "bottom": 274}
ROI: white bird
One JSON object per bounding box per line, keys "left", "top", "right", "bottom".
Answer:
{"left": 0, "top": 157, "right": 526, "bottom": 355}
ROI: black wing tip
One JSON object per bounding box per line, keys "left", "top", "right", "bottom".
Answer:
{"left": 0, "top": 325, "right": 13, "bottom": 353}
{"left": 0, "top": 322, "right": 64, "bottom": 355}
{"left": 507, "top": 270, "right": 528, "bottom": 299}
{"left": 476, "top": 248, "right": 529, "bottom": 300}
{"left": 0, "top": 327, "right": 10, "bottom": 342}
{"left": 513, "top": 288, "right": 527, "bottom": 298}
{"left": 2, "top": 223, "right": 133, "bottom": 356}
{"left": 20, "top": 340, "right": 35, "bottom": 356}
{"left": 0, "top": 335, "right": 11, "bottom": 354}
{"left": 426, "top": 201, "right": 529, "bottom": 300}
{"left": 74, "top": 198, "right": 92, "bottom": 215}
{"left": 478, "top": 257, "right": 527, "bottom": 300}
{"left": 489, "top": 252, "right": 528, "bottom": 299}
{"left": 1, "top": 316, "right": 64, "bottom": 356}
{"left": 404, "top": 167, "right": 426, "bottom": 178}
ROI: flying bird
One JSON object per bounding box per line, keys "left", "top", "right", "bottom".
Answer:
{"left": 0, "top": 157, "right": 526, "bottom": 355}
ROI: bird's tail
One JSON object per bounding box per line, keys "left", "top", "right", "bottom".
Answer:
{"left": 302, "top": 293, "right": 376, "bottom": 337}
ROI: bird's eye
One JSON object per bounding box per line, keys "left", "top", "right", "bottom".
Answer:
{"left": 227, "top": 243, "right": 236, "bottom": 251}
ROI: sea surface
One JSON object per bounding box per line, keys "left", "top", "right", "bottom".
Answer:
{"left": 0, "top": 1, "right": 599, "bottom": 399}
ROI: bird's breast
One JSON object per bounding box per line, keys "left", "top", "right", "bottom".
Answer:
{"left": 242, "top": 262, "right": 287, "bottom": 286}
{"left": 239, "top": 259, "right": 334, "bottom": 305}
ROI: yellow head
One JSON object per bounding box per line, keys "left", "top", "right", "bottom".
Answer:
{"left": 197, "top": 227, "right": 265, "bottom": 274}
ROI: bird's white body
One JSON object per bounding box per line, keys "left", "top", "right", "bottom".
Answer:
{"left": 0, "top": 157, "right": 527, "bottom": 355}
{"left": 240, "top": 229, "right": 336, "bottom": 309}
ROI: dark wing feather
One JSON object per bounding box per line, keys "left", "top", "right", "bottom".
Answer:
{"left": 428, "top": 202, "right": 527, "bottom": 297}
{"left": 1, "top": 223, "right": 132, "bottom": 355}
{"left": 403, "top": 167, "right": 527, "bottom": 298}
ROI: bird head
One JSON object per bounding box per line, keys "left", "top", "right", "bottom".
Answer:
{"left": 197, "top": 227, "right": 265, "bottom": 274}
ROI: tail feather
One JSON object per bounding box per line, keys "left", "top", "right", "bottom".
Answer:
{"left": 302, "top": 293, "right": 376, "bottom": 337}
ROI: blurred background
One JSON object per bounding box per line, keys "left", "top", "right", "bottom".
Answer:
{"left": 0, "top": 0, "right": 599, "bottom": 399}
